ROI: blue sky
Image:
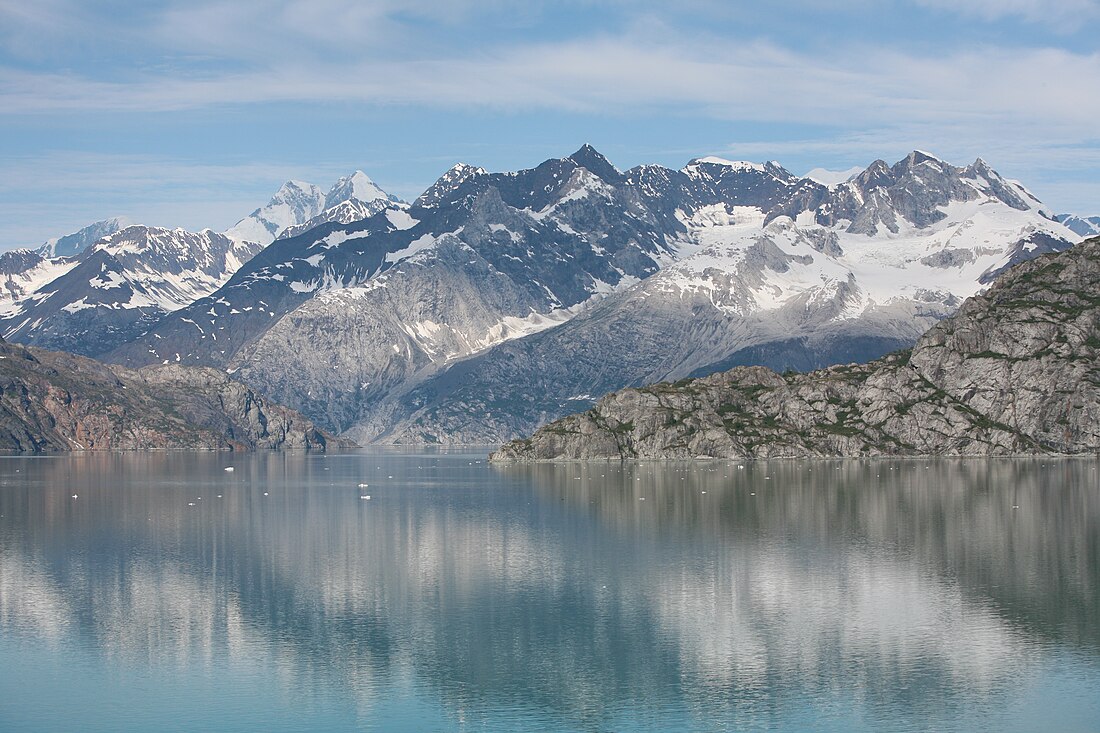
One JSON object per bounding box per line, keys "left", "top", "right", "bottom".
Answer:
{"left": 1, "top": 0, "right": 1098, "bottom": 249}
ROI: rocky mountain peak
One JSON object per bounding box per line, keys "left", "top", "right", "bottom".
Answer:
{"left": 36, "top": 217, "right": 132, "bottom": 259}
{"left": 567, "top": 144, "right": 622, "bottom": 183}
{"left": 762, "top": 161, "right": 799, "bottom": 184}
{"left": 897, "top": 150, "right": 947, "bottom": 170}
{"left": 1056, "top": 213, "right": 1100, "bottom": 237}
{"left": 854, "top": 159, "right": 893, "bottom": 190}
{"left": 225, "top": 180, "right": 327, "bottom": 245}
{"left": 414, "top": 162, "right": 490, "bottom": 209}
{"left": 323, "top": 170, "right": 391, "bottom": 210}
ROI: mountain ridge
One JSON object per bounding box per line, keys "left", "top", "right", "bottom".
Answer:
{"left": 491, "top": 236, "right": 1100, "bottom": 460}
{"left": 0, "top": 337, "right": 341, "bottom": 451}
{"left": 1, "top": 147, "right": 1082, "bottom": 447}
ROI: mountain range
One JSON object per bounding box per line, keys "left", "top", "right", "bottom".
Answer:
{"left": 0, "top": 147, "right": 1090, "bottom": 445}
{"left": 492, "top": 235, "right": 1100, "bottom": 460}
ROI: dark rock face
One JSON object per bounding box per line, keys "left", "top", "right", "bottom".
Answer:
{"left": 491, "top": 237, "right": 1100, "bottom": 460}
{"left": 769, "top": 152, "right": 1040, "bottom": 236}
{"left": 0, "top": 339, "right": 342, "bottom": 452}
{"left": 1055, "top": 213, "right": 1100, "bottom": 238}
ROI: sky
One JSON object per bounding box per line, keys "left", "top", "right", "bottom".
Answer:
{"left": 1, "top": 0, "right": 1099, "bottom": 250}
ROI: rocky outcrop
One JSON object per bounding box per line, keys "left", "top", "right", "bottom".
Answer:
{"left": 0, "top": 339, "right": 343, "bottom": 451}
{"left": 492, "top": 237, "right": 1100, "bottom": 460}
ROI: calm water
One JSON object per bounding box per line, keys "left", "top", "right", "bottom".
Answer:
{"left": 0, "top": 451, "right": 1098, "bottom": 732}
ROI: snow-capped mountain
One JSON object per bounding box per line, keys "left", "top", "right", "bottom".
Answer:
{"left": 0, "top": 170, "right": 400, "bottom": 357}
{"left": 108, "top": 146, "right": 684, "bottom": 384}
{"left": 370, "top": 186, "right": 1072, "bottom": 443}
{"left": 0, "top": 226, "right": 263, "bottom": 356}
{"left": 0, "top": 249, "right": 76, "bottom": 303}
{"left": 0, "top": 218, "right": 134, "bottom": 304}
{"left": 103, "top": 147, "right": 1079, "bottom": 444}
{"left": 37, "top": 217, "right": 131, "bottom": 258}
{"left": 1056, "top": 213, "right": 1100, "bottom": 237}
{"left": 224, "top": 180, "right": 326, "bottom": 245}
{"left": 323, "top": 170, "right": 398, "bottom": 210}
{"left": 225, "top": 170, "right": 400, "bottom": 245}
{"left": 278, "top": 199, "right": 398, "bottom": 241}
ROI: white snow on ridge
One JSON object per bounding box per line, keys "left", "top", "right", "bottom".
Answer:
{"left": 688, "top": 157, "right": 766, "bottom": 172}
{"left": 0, "top": 258, "right": 79, "bottom": 312}
{"left": 385, "top": 233, "right": 438, "bottom": 265}
{"left": 651, "top": 194, "right": 1081, "bottom": 320}
{"left": 329, "top": 171, "right": 389, "bottom": 205}
{"left": 803, "top": 167, "right": 864, "bottom": 186}
{"left": 225, "top": 180, "right": 326, "bottom": 246}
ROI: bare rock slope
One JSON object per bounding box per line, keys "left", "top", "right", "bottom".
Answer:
{"left": 492, "top": 237, "right": 1100, "bottom": 460}
{"left": 0, "top": 339, "right": 340, "bottom": 451}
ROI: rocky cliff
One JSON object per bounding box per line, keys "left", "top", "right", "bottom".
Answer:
{"left": 0, "top": 339, "right": 341, "bottom": 451}
{"left": 492, "top": 237, "right": 1100, "bottom": 460}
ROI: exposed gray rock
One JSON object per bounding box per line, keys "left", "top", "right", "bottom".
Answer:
{"left": 1056, "top": 213, "right": 1100, "bottom": 238}
{"left": 769, "top": 152, "right": 1044, "bottom": 236}
{"left": 492, "top": 237, "right": 1100, "bottom": 460}
{"left": 921, "top": 248, "right": 976, "bottom": 268}
{"left": 0, "top": 338, "right": 343, "bottom": 451}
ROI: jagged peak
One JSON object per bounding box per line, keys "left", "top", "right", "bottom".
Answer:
{"left": 447, "top": 162, "right": 488, "bottom": 177}
{"left": 894, "top": 150, "right": 950, "bottom": 175}
{"left": 324, "top": 170, "right": 390, "bottom": 209}
{"left": 963, "top": 157, "right": 1004, "bottom": 181}
{"left": 35, "top": 217, "right": 133, "bottom": 259}
{"left": 567, "top": 144, "right": 621, "bottom": 182}
{"left": 414, "top": 161, "right": 489, "bottom": 209}
{"left": 854, "top": 159, "right": 893, "bottom": 189}
{"left": 274, "top": 180, "right": 320, "bottom": 197}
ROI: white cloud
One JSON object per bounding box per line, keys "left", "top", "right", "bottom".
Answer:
{"left": 1, "top": 0, "right": 1098, "bottom": 237}
{"left": 911, "top": 0, "right": 1100, "bottom": 26}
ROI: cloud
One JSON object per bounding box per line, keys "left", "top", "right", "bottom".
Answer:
{"left": 1, "top": 0, "right": 1098, "bottom": 238}
{"left": 3, "top": 36, "right": 1097, "bottom": 136}
{"left": 910, "top": 0, "right": 1100, "bottom": 26}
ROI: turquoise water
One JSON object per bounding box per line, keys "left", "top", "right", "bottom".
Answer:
{"left": 1, "top": 451, "right": 1098, "bottom": 732}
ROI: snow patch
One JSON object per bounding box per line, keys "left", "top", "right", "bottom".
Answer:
{"left": 385, "top": 233, "right": 438, "bottom": 264}
{"left": 386, "top": 210, "right": 419, "bottom": 231}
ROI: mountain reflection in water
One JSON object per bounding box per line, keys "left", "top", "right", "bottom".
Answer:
{"left": 1, "top": 452, "right": 1098, "bottom": 732}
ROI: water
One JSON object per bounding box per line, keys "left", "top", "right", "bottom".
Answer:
{"left": 0, "top": 451, "right": 1098, "bottom": 732}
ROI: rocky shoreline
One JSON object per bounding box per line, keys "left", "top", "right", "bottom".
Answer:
{"left": 492, "top": 237, "right": 1100, "bottom": 461}
{"left": 0, "top": 339, "right": 344, "bottom": 451}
